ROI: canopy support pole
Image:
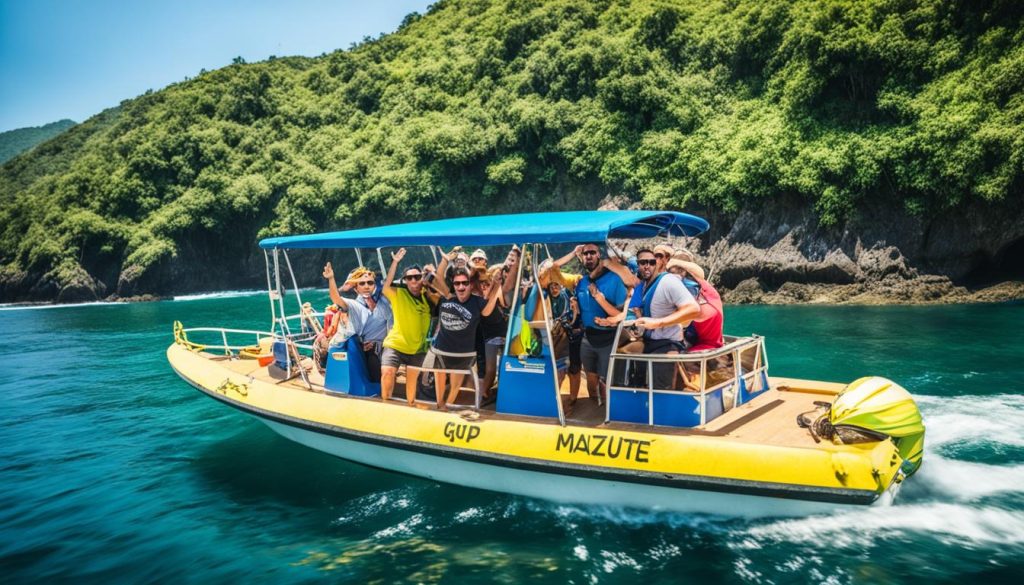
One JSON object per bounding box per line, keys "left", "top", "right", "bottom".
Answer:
{"left": 530, "top": 243, "right": 566, "bottom": 427}
{"left": 282, "top": 250, "right": 305, "bottom": 318}
{"left": 264, "top": 249, "right": 276, "bottom": 332}
{"left": 355, "top": 248, "right": 364, "bottom": 268}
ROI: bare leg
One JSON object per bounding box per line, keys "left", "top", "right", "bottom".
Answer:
{"left": 406, "top": 367, "right": 420, "bottom": 406}
{"left": 586, "top": 372, "right": 600, "bottom": 402}
{"left": 435, "top": 371, "right": 448, "bottom": 410}
{"left": 482, "top": 362, "right": 497, "bottom": 399}
{"left": 569, "top": 372, "right": 581, "bottom": 402}
{"left": 446, "top": 373, "right": 466, "bottom": 406}
{"left": 381, "top": 366, "right": 397, "bottom": 401}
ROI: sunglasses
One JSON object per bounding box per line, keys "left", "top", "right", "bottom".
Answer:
{"left": 452, "top": 280, "right": 470, "bottom": 288}
{"left": 654, "top": 253, "right": 668, "bottom": 259}
{"left": 355, "top": 280, "right": 374, "bottom": 286}
{"left": 637, "top": 259, "right": 657, "bottom": 266}
{"left": 581, "top": 250, "right": 599, "bottom": 257}
{"left": 472, "top": 257, "right": 487, "bottom": 263}
{"left": 403, "top": 274, "right": 423, "bottom": 281}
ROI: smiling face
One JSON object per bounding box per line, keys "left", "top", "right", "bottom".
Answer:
{"left": 636, "top": 251, "right": 657, "bottom": 282}
{"left": 354, "top": 276, "right": 376, "bottom": 298}
{"left": 403, "top": 268, "right": 424, "bottom": 295}
{"left": 451, "top": 275, "right": 471, "bottom": 302}
{"left": 581, "top": 244, "right": 601, "bottom": 271}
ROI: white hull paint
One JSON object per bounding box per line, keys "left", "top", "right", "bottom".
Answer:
{"left": 258, "top": 416, "right": 890, "bottom": 518}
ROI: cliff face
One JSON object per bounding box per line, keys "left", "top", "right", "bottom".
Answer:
{"left": 678, "top": 196, "right": 1024, "bottom": 304}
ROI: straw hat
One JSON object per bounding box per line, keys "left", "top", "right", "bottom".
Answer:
{"left": 672, "top": 248, "right": 696, "bottom": 262}
{"left": 470, "top": 249, "right": 488, "bottom": 261}
{"left": 667, "top": 259, "right": 705, "bottom": 280}
{"left": 653, "top": 243, "right": 675, "bottom": 258}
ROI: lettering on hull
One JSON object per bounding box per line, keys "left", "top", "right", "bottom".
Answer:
{"left": 556, "top": 432, "right": 651, "bottom": 463}
{"left": 443, "top": 421, "right": 481, "bottom": 443}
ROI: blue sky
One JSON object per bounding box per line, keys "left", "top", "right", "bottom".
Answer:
{"left": 0, "top": 0, "right": 432, "bottom": 132}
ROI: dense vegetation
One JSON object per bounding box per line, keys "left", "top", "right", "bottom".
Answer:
{"left": 0, "top": 119, "right": 76, "bottom": 164}
{"left": 1, "top": 0, "right": 1022, "bottom": 300}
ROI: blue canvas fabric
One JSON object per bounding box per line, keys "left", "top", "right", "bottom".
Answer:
{"left": 259, "top": 210, "right": 708, "bottom": 249}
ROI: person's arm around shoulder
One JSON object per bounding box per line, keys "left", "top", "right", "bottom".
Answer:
{"left": 594, "top": 285, "right": 634, "bottom": 327}
{"left": 602, "top": 257, "right": 640, "bottom": 288}
{"left": 634, "top": 277, "right": 699, "bottom": 330}
{"left": 589, "top": 280, "right": 622, "bottom": 316}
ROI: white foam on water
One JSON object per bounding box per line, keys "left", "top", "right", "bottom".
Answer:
{"left": 915, "top": 393, "right": 1024, "bottom": 448}
{"left": 371, "top": 513, "right": 425, "bottom": 539}
{"left": 732, "top": 503, "right": 1024, "bottom": 550}
{"left": 172, "top": 289, "right": 265, "bottom": 302}
{"left": 0, "top": 300, "right": 120, "bottom": 311}
{"left": 912, "top": 454, "right": 1024, "bottom": 500}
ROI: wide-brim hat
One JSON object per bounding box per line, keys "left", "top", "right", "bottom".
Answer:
{"left": 667, "top": 259, "right": 705, "bottom": 280}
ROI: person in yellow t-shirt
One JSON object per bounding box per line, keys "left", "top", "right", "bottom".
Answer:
{"left": 380, "top": 248, "right": 433, "bottom": 406}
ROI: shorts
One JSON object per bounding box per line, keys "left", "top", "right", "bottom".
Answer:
{"left": 644, "top": 337, "right": 685, "bottom": 390}
{"left": 580, "top": 335, "right": 613, "bottom": 380}
{"left": 422, "top": 347, "right": 476, "bottom": 373}
{"left": 381, "top": 346, "right": 425, "bottom": 369}
{"left": 484, "top": 337, "right": 505, "bottom": 371}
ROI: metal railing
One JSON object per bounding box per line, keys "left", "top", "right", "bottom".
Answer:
{"left": 605, "top": 331, "right": 769, "bottom": 427}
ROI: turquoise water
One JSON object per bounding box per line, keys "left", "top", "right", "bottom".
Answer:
{"left": 2, "top": 293, "right": 1022, "bottom": 583}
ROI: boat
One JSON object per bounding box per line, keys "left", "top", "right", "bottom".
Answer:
{"left": 167, "top": 210, "right": 925, "bottom": 517}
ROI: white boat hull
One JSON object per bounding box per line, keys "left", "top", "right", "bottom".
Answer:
{"left": 259, "top": 416, "right": 890, "bottom": 518}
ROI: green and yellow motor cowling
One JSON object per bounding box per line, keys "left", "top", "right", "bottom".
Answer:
{"left": 830, "top": 376, "right": 925, "bottom": 476}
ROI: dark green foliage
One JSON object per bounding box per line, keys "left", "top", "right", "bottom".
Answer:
{"left": 1, "top": 0, "right": 1022, "bottom": 298}
{"left": 0, "top": 119, "right": 76, "bottom": 164}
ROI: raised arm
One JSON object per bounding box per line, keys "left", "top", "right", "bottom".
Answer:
{"left": 382, "top": 248, "right": 405, "bottom": 301}
{"left": 322, "top": 262, "right": 352, "bottom": 312}
{"left": 481, "top": 272, "right": 504, "bottom": 317}
{"left": 552, "top": 245, "right": 582, "bottom": 269}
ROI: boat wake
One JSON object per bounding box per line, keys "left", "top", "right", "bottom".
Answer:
{"left": 731, "top": 502, "right": 1024, "bottom": 549}
{"left": 914, "top": 393, "right": 1024, "bottom": 448}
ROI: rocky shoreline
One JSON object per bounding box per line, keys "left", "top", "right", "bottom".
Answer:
{"left": 4, "top": 195, "right": 1023, "bottom": 307}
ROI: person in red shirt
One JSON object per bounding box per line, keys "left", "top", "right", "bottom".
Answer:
{"left": 666, "top": 259, "right": 723, "bottom": 352}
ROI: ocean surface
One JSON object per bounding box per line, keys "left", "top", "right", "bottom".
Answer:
{"left": 1, "top": 293, "right": 1022, "bottom": 583}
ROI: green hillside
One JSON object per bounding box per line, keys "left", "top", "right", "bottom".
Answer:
{"left": 0, "top": 119, "right": 76, "bottom": 164}
{"left": 1, "top": 0, "right": 1022, "bottom": 301}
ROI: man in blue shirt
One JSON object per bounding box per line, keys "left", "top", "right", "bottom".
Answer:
{"left": 575, "top": 243, "right": 630, "bottom": 403}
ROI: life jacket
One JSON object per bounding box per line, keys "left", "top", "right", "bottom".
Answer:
{"left": 640, "top": 272, "right": 669, "bottom": 318}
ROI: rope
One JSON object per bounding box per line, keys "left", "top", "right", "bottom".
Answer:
{"left": 215, "top": 378, "right": 249, "bottom": 397}
{"left": 173, "top": 321, "right": 207, "bottom": 352}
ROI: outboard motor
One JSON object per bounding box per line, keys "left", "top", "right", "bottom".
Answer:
{"left": 798, "top": 376, "right": 925, "bottom": 476}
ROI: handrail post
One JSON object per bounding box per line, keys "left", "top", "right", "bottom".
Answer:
{"left": 699, "top": 356, "right": 707, "bottom": 426}
{"left": 647, "top": 354, "right": 654, "bottom": 426}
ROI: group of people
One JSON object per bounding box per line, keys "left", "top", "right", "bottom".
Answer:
{"left": 312, "top": 240, "right": 724, "bottom": 410}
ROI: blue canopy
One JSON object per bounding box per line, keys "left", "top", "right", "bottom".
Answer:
{"left": 259, "top": 210, "right": 708, "bottom": 249}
